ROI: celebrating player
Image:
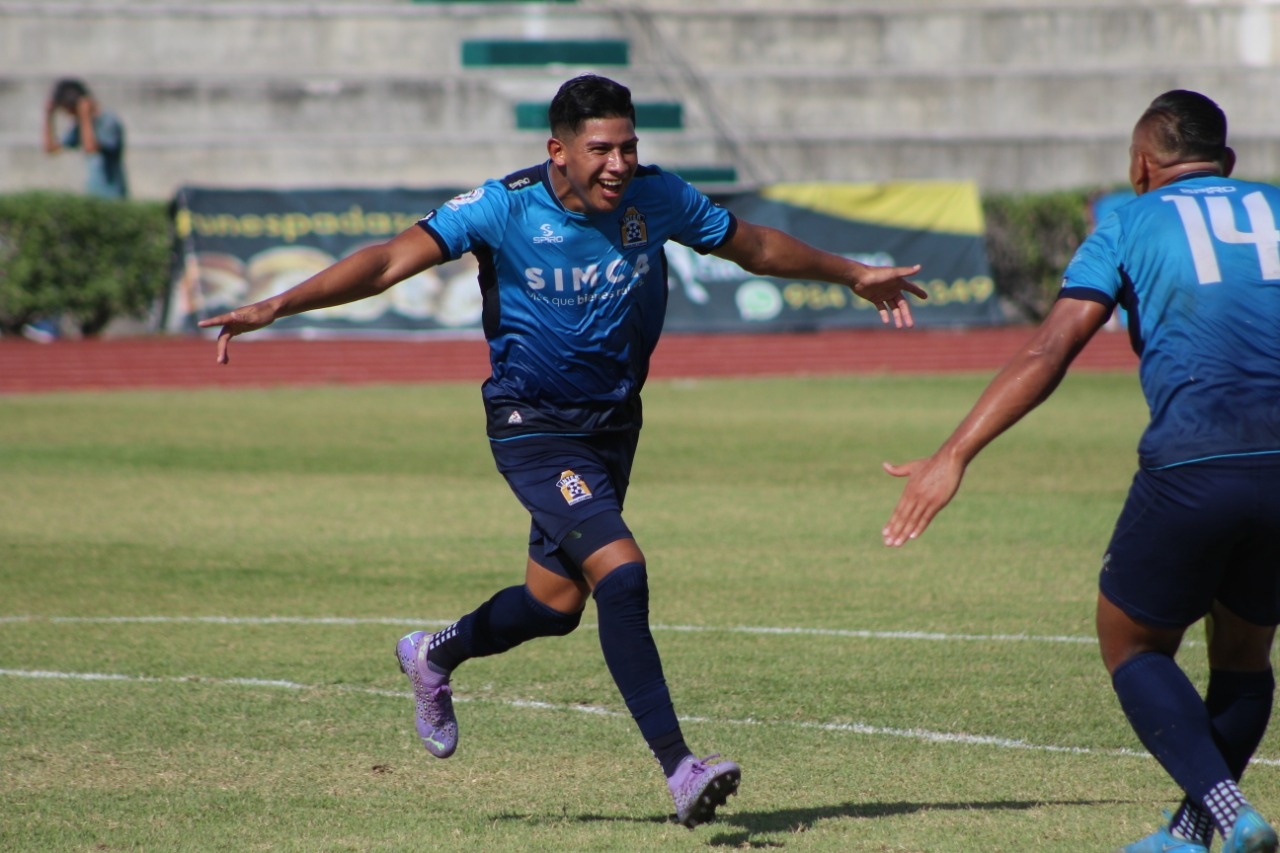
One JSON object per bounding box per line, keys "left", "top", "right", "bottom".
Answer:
{"left": 882, "top": 90, "right": 1280, "bottom": 853}
{"left": 200, "top": 74, "right": 926, "bottom": 828}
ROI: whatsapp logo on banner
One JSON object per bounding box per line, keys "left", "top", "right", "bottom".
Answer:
{"left": 735, "top": 279, "right": 783, "bottom": 321}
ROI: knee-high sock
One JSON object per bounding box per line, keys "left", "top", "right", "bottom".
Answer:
{"left": 428, "top": 584, "right": 581, "bottom": 672}
{"left": 593, "top": 562, "right": 690, "bottom": 776}
{"left": 1206, "top": 667, "right": 1275, "bottom": 778}
{"left": 1171, "top": 667, "right": 1276, "bottom": 842}
{"left": 1113, "top": 653, "right": 1244, "bottom": 830}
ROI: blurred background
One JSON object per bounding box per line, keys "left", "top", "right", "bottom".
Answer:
{"left": 4, "top": 0, "right": 1278, "bottom": 200}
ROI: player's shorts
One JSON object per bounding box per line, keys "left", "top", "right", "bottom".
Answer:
{"left": 1099, "top": 455, "right": 1280, "bottom": 629}
{"left": 490, "top": 430, "right": 639, "bottom": 580}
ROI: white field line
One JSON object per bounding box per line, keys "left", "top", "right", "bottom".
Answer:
{"left": 0, "top": 614, "right": 1166, "bottom": 647}
{"left": 0, "top": 615, "right": 1234, "bottom": 764}
{"left": 2, "top": 665, "right": 1275, "bottom": 768}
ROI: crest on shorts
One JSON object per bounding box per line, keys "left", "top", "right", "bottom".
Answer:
{"left": 557, "top": 470, "right": 593, "bottom": 505}
{"left": 619, "top": 207, "right": 647, "bottom": 248}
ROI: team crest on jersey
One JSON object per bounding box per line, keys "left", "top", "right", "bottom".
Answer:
{"left": 445, "top": 188, "right": 485, "bottom": 210}
{"left": 557, "top": 470, "right": 593, "bottom": 505}
{"left": 620, "top": 207, "right": 648, "bottom": 248}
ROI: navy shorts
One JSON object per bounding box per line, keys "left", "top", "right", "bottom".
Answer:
{"left": 1100, "top": 456, "right": 1280, "bottom": 629}
{"left": 490, "top": 430, "right": 639, "bottom": 580}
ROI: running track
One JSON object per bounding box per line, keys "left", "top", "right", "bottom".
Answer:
{"left": 0, "top": 328, "right": 1137, "bottom": 394}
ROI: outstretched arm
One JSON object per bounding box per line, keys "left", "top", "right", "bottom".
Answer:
{"left": 881, "top": 297, "right": 1111, "bottom": 546}
{"left": 711, "top": 219, "right": 927, "bottom": 327}
{"left": 197, "top": 224, "right": 444, "bottom": 364}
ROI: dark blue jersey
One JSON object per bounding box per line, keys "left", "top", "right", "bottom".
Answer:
{"left": 1060, "top": 173, "right": 1280, "bottom": 469}
{"left": 419, "top": 162, "right": 736, "bottom": 439}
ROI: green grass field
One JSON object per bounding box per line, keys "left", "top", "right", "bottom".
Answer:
{"left": 3, "top": 373, "right": 1276, "bottom": 852}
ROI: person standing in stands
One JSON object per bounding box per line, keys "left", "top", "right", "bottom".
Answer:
{"left": 43, "top": 77, "right": 128, "bottom": 200}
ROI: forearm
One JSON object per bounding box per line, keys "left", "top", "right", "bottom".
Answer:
{"left": 77, "top": 103, "right": 99, "bottom": 153}
{"left": 261, "top": 247, "right": 399, "bottom": 320}
{"left": 943, "top": 348, "right": 1067, "bottom": 465}
{"left": 42, "top": 115, "right": 60, "bottom": 153}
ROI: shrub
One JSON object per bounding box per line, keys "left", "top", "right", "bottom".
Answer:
{"left": 0, "top": 192, "right": 171, "bottom": 336}
{"left": 982, "top": 190, "right": 1093, "bottom": 322}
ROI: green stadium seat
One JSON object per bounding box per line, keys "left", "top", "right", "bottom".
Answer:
{"left": 669, "top": 166, "right": 739, "bottom": 185}
{"left": 461, "top": 39, "right": 628, "bottom": 67}
{"left": 514, "top": 101, "right": 683, "bottom": 130}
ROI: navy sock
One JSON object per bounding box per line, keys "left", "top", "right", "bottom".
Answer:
{"left": 428, "top": 585, "right": 581, "bottom": 672}
{"left": 1205, "top": 667, "right": 1274, "bottom": 778}
{"left": 1112, "top": 653, "right": 1235, "bottom": 809}
{"left": 593, "top": 562, "right": 690, "bottom": 776}
{"left": 1171, "top": 668, "right": 1274, "bottom": 844}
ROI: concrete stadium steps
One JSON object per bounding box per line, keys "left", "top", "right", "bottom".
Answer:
{"left": 5, "top": 2, "right": 1262, "bottom": 73}
{"left": 1, "top": 0, "right": 1276, "bottom": 197}
{"left": 9, "top": 63, "right": 1276, "bottom": 140}
{"left": 0, "top": 328, "right": 1138, "bottom": 394}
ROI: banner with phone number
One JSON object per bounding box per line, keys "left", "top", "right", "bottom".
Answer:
{"left": 165, "top": 181, "right": 1002, "bottom": 337}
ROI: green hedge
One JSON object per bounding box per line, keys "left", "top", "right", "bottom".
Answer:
{"left": 0, "top": 187, "right": 1110, "bottom": 336}
{"left": 0, "top": 192, "right": 171, "bottom": 336}
{"left": 981, "top": 189, "right": 1098, "bottom": 322}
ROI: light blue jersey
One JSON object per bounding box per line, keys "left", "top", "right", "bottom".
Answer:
{"left": 420, "top": 162, "right": 735, "bottom": 439}
{"left": 1061, "top": 172, "right": 1280, "bottom": 469}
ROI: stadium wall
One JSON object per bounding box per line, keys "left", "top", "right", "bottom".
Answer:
{"left": 1, "top": 0, "right": 1277, "bottom": 200}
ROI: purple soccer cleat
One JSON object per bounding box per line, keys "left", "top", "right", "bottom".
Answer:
{"left": 395, "top": 630, "right": 458, "bottom": 758}
{"left": 667, "top": 754, "right": 741, "bottom": 828}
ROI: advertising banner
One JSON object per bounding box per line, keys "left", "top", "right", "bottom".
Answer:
{"left": 165, "top": 181, "right": 1002, "bottom": 337}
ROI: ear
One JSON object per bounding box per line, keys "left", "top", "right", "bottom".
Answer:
{"left": 1221, "top": 146, "right": 1236, "bottom": 178}
{"left": 547, "top": 136, "right": 566, "bottom": 167}
{"left": 1130, "top": 148, "right": 1158, "bottom": 195}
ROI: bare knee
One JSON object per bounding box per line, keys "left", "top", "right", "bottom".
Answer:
{"left": 1096, "top": 592, "right": 1186, "bottom": 675}
{"left": 581, "top": 538, "right": 646, "bottom": 588}
{"left": 525, "top": 558, "right": 590, "bottom": 614}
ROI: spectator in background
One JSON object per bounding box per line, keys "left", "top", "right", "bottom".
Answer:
{"left": 43, "top": 78, "right": 128, "bottom": 200}
{"left": 24, "top": 79, "right": 129, "bottom": 342}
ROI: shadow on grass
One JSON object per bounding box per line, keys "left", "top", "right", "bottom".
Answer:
{"left": 702, "top": 798, "right": 1138, "bottom": 847}
{"left": 492, "top": 797, "right": 1139, "bottom": 846}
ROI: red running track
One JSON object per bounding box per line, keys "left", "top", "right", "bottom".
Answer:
{"left": 0, "top": 328, "right": 1137, "bottom": 395}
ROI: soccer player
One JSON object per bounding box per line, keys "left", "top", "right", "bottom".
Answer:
{"left": 199, "top": 74, "right": 927, "bottom": 828}
{"left": 881, "top": 89, "right": 1280, "bottom": 853}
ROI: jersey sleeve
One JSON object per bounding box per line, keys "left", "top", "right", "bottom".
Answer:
{"left": 1058, "top": 210, "right": 1122, "bottom": 307}
{"left": 416, "top": 181, "right": 511, "bottom": 261}
{"left": 661, "top": 170, "right": 736, "bottom": 254}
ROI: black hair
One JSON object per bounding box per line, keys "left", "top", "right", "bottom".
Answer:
{"left": 1140, "top": 90, "right": 1228, "bottom": 164}
{"left": 547, "top": 74, "right": 635, "bottom": 137}
{"left": 51, "top": 78, "right": 90, "bottom": 111}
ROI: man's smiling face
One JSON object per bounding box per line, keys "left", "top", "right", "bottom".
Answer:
{"left": 548, "top": 116, "right": 639, "bottom": 215}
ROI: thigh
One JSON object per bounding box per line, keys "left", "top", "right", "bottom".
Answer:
{"left": 1216, "top": 461, "right": 1280, "bottom": 626}
{"left": 492, "top": 432, "right": 638, "bottom": 578}
{"left": 1099, "top": 463, "right": 1258, "bottom": 629}
{"left": 1205, "top": 601, "right": 1277, "bottom": 672}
